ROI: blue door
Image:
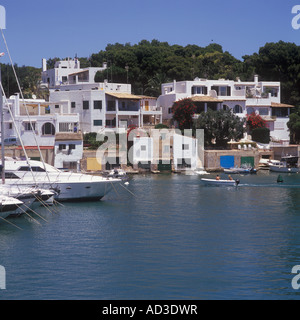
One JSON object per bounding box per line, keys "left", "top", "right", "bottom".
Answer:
{"left": 220, "top": 155, "right": 234, "bottom": 169}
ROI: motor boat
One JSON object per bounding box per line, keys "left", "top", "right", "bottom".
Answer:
{"left": 224, "top": 166, "right": 257, "bottom": 174}
{"left": 107, "top": 168, "right": 127, "bottom": 179}
{"left": 269, "top": 156, "right": 299, "bottom": 173}
{"left": 0, "top": 159, "right": 122, "bottom": 201}
{"left": 0, "top": 195, "right": 23, "bottom": 219}
{"left": 201, "top": 178, "right": 240, "bottom": 187}
{"left": 194, "top": 168, "right": 209, "bottom": 175}
{"left": 0, "top": 185, "right": 54, "bottom": 216}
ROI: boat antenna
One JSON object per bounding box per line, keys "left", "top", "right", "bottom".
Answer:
{"left": 0, "top": 28, "right": 51, "bottom": 184}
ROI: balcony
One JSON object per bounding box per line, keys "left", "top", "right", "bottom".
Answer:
{"left": 141, "top": 106, "right": 162, "bottom": 113}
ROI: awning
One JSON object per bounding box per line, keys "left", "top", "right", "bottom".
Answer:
{"left": 106, "top": 92, "right": 141, "bottom": 100}
{"left": 271, "top": 102, "right": 295, "bottom": 108}
{"left": 190, "top": 96, "right": 223, "bottom": 103}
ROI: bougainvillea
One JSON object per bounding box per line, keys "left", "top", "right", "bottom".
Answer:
{"left": 171, "top": 98, "right": 196, "bottom": 130}
{"left": 246, "top": 112, "right": 267, "bottom": 131}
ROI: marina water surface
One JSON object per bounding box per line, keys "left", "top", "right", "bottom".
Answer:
{"left": 0, "top": 172, "right": 300, "bottom": 300}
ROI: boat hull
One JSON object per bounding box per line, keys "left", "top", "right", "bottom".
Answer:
{"left": 224, "top": 168, "right": 256, "bottom": 174}
{"left": 3, "top": 179, "right": 118, "bottom": 201}
{"left": 269, "top": 166, "right": 299, "bottom": 173}
{"left": 201, "top": 178, "right": 238, "bottom": 187}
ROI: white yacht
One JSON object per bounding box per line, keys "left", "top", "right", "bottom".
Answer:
{"left": 0, "top": 184, "right": 54, "bottom": 216}
{"left": 1, "top": 159, "right": 121, "bottom": 201}
{"left": 269, "top": 156, "right": 299, "bottom": 173}
{"left": 0, "top": 195, "right": 23, "bottom": 219}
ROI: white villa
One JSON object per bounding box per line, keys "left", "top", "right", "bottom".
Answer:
{"left": 157, "top": 75, "right": 294, "bottom": 142}
{"left": 2, "top": 94, "right": 82, "bottom": 169}
{"left": 42, "top": 58, "right": 162, "bottom": 132}
{"left": 3, "top": 94, "right": 79, "bottom": 147}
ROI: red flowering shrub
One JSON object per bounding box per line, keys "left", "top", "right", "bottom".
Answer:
{"left": 172, "top": 98, "right": 196, "bottom": 130}
{"left": 127, "top": 124, "right": 147, "bottom": 138}
{"left": 246, "top": 112, "right": 267, "bottom": 131}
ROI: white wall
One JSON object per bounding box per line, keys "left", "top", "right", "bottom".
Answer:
{"left": 133, "top": 137, "right": 153, "bottom": 164}
{"left": 54, "top": 139, "right": 83, "bottom": 168}
{"left": 173, "top": 134, "right": 198, "bottom": 170}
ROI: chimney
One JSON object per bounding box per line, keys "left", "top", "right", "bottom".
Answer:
{"left": 254, "top": 74, "right": 258, "bottom": 83}
{"left": 173, "top": 80, "right": 176, "bottom": 92}
{"left": 42, "top": 58, "right": 47, "bottom": 72}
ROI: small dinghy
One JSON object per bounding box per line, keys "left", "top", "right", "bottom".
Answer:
{"left": 201, "top": 178, "right": 240, "bottom": 187}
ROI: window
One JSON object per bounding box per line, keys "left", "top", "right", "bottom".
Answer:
{"left": 211, "top": 86, "right": 231, "bottom": 96}
{"left": 24, "top": 122, "right": 36, "bottom": 131}
{"left": 247, "top": 107, "right": 255, "bottom": 115}
{"left": 272, "top": 108, "right": 289, "bottom": 118}
{"left": 59, "top": 123, "right": 75, "bottom": 132}
{"left": 59, "top": 144, "right": 67, "bottom": 150}
{"left": 94, "top": 120, "right": 103, "bottom": 126}
{"left": 42, "top": 122, "right": 55, "bottom": 135}
{"left": 182, "top": 144, "right": 189, "bottom": 150}
{"left": 223, "top": 105, "right": 229, "bottom": 111}
{"left": 8, "top": 123, "right": 12, "bottom": 129}
{"left": 259, "top": 108, "right": 269, "bottom": 116}
{"left": 69, "top": 144, "right": 76, "bottom": 150}
{"left": 18, "top": 166, "right": 45, "bottom": 172}
{"left": 233, "top": 105, "right": 243, "bottom": 114}
{"left": 107, "top": 100, "right": 116, "bottom": 111}
{"left": 168, "top": 108, "right": 172, "bottom": 114}
{"left": 192, "top": 86, "right": 207, "bottom": 95}
{"left": 55, "top": 105, "right": 59, "bottom": 109}
{"left": 83, "top": 100, "right": 89, "bottom": 110}
{"left": 94, "top": 100, "right": 102, "bottom": 110}
{"left": 62, "top": 76, "right": 68, "bottom": 82}
{"left": 219, "top": 87, "right": 227, "bottom": 96}
{"left": 71, "top": 102, "right": 76, "bottom": 108}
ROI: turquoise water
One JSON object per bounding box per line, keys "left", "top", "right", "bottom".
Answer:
{"left": 0, "top": 171, "right": 300, "bottom": 300}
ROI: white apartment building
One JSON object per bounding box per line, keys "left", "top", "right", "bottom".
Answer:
{"left": 157, "top": 76, "right": 294, "bottom": 142}
{"left": 3, "top": 94, "right": 80, "bottom": 147}
{"left": 41, "top": 57, "right": 107, "bottom": 88}
{"left": 44, "top": 58, "right": 161, "bottom": 133}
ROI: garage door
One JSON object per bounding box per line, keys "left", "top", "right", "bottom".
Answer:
{"left": 241, "top": 156, "right": 254, "bottom": 167}
{"left": 158, "top": 160, "right": 172, "bottom": 171}
{"left": 220, "top": 155, "right": 234, "bottom": 169}
{"left": 87, "top": 158, "right": 102, "bottom": 171}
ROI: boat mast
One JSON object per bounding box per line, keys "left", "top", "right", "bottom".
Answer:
{"left": 0, "top": 65, "right": 4, "bottom": 184}
{"left": 0, "top": 6, "right": 6, "bottom": 184}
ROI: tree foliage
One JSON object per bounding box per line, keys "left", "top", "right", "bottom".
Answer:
{"left": 195, "top": 109, "right": 245, "bottom": 147}
{"left": 1, "top": 39, "right": 300, "bottom": 120}
{"left": 172, "top": 98, "right": 196, "bottom": 130}
{"left": 90, "top": 40, "right": 243, "bottom": 97}
{"left": 287, "top": 109, "right": 300, "bottom": 144}
{"left": 243, "top": 41, "right": 300, "bottom": 107}
{"left": 251, "top": 127, "right": 270, "bottom": 144}
{"left": 0, "top": 63, "right": 42, "bottom": 98}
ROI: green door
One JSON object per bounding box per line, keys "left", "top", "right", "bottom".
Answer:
{"left": 158, "top": 160, "right": 171, "bottom": 171}
{"left": 241, "top": 156, "right": 254, "bottom": 167}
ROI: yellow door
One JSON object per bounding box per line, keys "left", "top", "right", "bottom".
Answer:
{"left": 87, "top": 158, "right": 102, "bottom": 171}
